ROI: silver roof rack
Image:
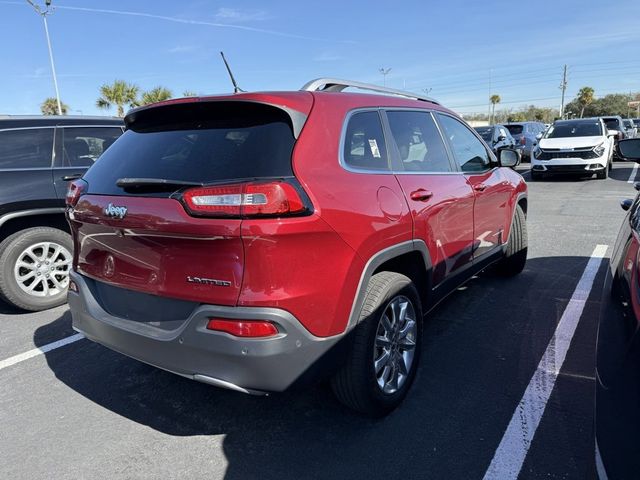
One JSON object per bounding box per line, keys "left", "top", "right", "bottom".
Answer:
{"left": 300, "top": 78, "right": 439, "bottom": 105}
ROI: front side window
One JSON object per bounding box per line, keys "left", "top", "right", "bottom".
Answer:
{"left": 0, "top": 128, "right": 53, "bottom": 169}
{"left": 387, "top": 111, "right": 451, "bottom": 172}
{"left": 62, "top": 127, "right": 123, "bottom": 167}
{"left": 343, "top": 111, "right": 389, "bottom": 171}
{"left": 436, "top": 114, "right": 491, "bottom": 172}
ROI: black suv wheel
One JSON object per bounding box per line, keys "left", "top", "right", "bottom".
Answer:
{"left": 0, "top": 227, "right": 72, "bottom": 311}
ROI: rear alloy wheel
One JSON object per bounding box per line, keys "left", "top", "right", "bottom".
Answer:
{"left": 493, "top": 204, "right": 527, "bottom": 277}
{"left": 331, "top": 272, "right": 422, "bottom": 417}
{"left": 0, "top": 227, "right": 72, "bottom": 311}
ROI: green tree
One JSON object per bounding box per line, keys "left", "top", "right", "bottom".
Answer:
{"left": 576, "top": 87, "right": 595, "bottom": 118}
{"left": 490, "top": 94, "right": 501, "bottom": 124}
{"left": 140, "top": 86, "right": 173, "bottom": 105}
{"left": 96, "top": 80, "right": 140, "bottom": 117}
{"left": 182, "top": 90, "right": 198, "bottom": 97}
{"left": 40, "top": 97, "right": 69, "bottom": 115}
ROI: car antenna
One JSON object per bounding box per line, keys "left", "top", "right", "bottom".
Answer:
{"left": 220, "top": 51, "right": 244, "bottom": 93}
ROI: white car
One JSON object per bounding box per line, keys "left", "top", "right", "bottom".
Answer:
{"left": 530, "top": 118, "right": 616, "bottom": 180}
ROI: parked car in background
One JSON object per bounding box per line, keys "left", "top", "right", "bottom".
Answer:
{"left": 474, "top": 124, "right": 518, "bottom": 155}
{"left": 633, "top": 118, "right": 640, "bottom": 130}
{"left": 596, "top": 137, "right": 640, "bottom": 479}
{"left": 65, "top": 78, "right": 527, "bottom": 416}
{"left": 504, "top": 121, "right": 546, "bottom": 161}
{"left": 531, "top": 117, "right": 615, "bottom": 180}
{"left": 623, "top": 119, "right": 637, "bottom": 139}
{"left": 602, "top": 116, "right": 626, "bottom": 159}
{"left": 0, "top": 116, "right": 123, "bottom": 311}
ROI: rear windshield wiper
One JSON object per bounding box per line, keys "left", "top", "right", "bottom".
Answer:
{"left": 116, "top": 178, "right": 202, "bottom": 192}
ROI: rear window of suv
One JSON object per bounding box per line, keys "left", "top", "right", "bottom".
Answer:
{"left": 83, "top": 102, "right": 296, "bottom": 196}
{"left": 505, "top": 125, "right": 523, "bottom": 136}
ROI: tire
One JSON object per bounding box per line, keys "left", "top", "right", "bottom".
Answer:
{"left": 0, "top": 227, "right": 73, "bottom": 311}
{"left": 331, "top": 272, "right": 422, "bottom": 417}
{"left": 597, "top": 167, "right": 607, "bottom": 180}
{"left": 530, "top": 171, "right": 542, "bottom": 181}
{"left": 494, "top": 205, "right": 527, "bottom": 277}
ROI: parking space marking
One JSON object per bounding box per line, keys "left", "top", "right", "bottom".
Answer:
{"left": 0, "top": 333, "right": 84, "bottom": 371}
{"left": 483, "top": 244, "right": 608, "bottom": 480}
{"left": 627, "top": 163, "right": 638, "bottom": 183}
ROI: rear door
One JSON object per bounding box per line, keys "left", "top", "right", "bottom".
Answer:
{"left": 436, "top": 113, "right": 512, "bottom": 260}
{"left": 385, "top": 110, "right": 475, "bottom": 286}
{"left": 69, "top": 102, "right": 299, "bottom": 306}
{"left": 53, "top": 126, "right": 123, "bottom": 198}
{"left": 0, "top": 127, "right": 57, "bottom": 214}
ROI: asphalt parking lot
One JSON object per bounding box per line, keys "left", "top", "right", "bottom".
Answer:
{"left": 1, "top": 163, "right": 636, "bottom": 480}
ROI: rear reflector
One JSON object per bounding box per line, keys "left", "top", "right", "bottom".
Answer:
{"left": 206, "top": 318, "right": 278, "bottom": 337}
{"left": 182, "top": 180, "right": 307, "bottom": 218}
{"left": 65, "top": 179, "right": 88, "bottom": 207}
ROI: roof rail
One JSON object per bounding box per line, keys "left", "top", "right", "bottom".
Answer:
{"left": 300, "top": 78, "right": 439, "bottom": 105}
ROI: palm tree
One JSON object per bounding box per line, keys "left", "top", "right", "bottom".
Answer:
{"left": 140, "top": 86, "right": 173, "bottom": 105}
{"left": 96, "top": 80, "right": 140, "bottom": 117}
{"left": 490, "top": 94, "right": 501, "bottom": 124}
{"left": 40, "top": 97, "right": 69, "bottom": 115}
{"left": 182, "top": 90, "right": 198, "bottom": 97}
{"left": 577, "top": 86, "right": 595, "bottom": 118}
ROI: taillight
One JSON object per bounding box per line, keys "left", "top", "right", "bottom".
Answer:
{"left": 520, "top": 137, "right": 526, "bottom": 146}
{"left": 181, "top": 180, "right": 308, "bottom": 218}
{"left": 206, "top": 318, "right": 279, "bottom": 337}
{"left": 65, "top": 179, "right": 88, "bottom": 207}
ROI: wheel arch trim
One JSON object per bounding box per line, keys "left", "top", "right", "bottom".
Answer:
{"left": 0, "top": 208, "right": 66, "bottom": 229}
{"left": 345, "top": 240, "right": 432, "bottom": 332}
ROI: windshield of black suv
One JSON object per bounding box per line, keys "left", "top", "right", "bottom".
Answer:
{"left": 544, "top": 120, "right": 603, "bottom": 138}
{"left": 474, "top": 127, "right": 493, "bottom": 142}
{"left": 505, "top": 125, "right": 523, "bottom": 136}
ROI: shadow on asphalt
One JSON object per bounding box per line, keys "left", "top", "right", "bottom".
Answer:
{"left": 33, "top": 255, "right": 603, "bottom": 480}
{"left": 0, "top": 299, "right": 26, "bottom": 315}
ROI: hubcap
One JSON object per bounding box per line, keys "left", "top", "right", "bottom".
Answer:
{"left": 14, "top": 242, "right": 71, "bottom": 298}
{"left": 373, "top": 295, "right": 417, "bottom": 394}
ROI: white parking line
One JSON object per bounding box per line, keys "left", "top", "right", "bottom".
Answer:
{"left": 0, "top": 333, "right": 84, "bottom": 371}
{"left": 627, "top": 163, "right": 638, "bottom": 183}
{"left": 483, "top": 244, "right": 608, "bottom": 480}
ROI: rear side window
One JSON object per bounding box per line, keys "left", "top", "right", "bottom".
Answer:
{"left": 0, "top": 128, "right": 53, "bottom": 169}
{"left": 505, "top": 125, "right": 523, "bottom": 136}
{"left": 84, "top": 105, "right": 296, "bottom": 196}
{"left": 386, "top": 111, "right": 452, "bottom": 172}
{"left": 342, "top": 111, "right": 389, "bottom": 171}
{"left": 61, "top": 127, "right": 123, "bottom": 167}
{"left": 437, "top": 114, "right": 491, "bottom": 173}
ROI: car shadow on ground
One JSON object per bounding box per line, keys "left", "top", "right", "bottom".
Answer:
{"left": 34, "top": 255, "right": 603, "bottom": 480}
{"left": 609, "top": 163, "right": 638, "bottom": 182}
{"left": 0, "top": 299, "right": 26, "bottom": 315}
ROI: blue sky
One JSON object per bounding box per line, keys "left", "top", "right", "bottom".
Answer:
{"left": 1, "top": 0, "right": 640, "bottom": 117}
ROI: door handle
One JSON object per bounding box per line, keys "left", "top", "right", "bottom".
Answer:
{"left": 473, "top": 184, "right": 487, "bottom": 192}
{"left": 410, "top": 189, "right": 433, "bottom": 201}
{"left": 61, "top": 173, "right": 83, "bottom": 181}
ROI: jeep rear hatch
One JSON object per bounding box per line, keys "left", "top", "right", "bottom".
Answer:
{"left": 68, "top": 97, "right": 311, "bottom": 306}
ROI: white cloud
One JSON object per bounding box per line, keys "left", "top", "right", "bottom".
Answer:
{"left": 167, "top": 45, "right": 197, "bottom": 54}
{"left": 313, "top": 52, "right": 344, "bottom": 62}
{"left": 214, "top": 7, "right": 271, "bottom": 22}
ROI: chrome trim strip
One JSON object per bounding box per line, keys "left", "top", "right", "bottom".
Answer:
{"left": 301, "top": 78, "right": 440, "bottom": 104}
{"left": 0, "top": 208, "right": 66, "bottom": 228}
{"left": 0, "top": 126, "right": 56, "bottom": 132}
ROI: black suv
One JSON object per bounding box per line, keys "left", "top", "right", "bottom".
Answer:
{"left": 0, "top": 116, "right": 123, "bottom": 311}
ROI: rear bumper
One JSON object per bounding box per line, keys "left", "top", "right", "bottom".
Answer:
{"left": 68, "top": 271, "right": 342, "bottom": 393}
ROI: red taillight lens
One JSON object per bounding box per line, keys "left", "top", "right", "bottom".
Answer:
{"left": 182, "top": 181, "right": 307, "bottom": 218}
{"left": 206, "top": 318, "right": 279, "bottom": 337}
{"left": 65, "top": 179, "right": 88, "bottom": 207}
{"left": 520, "top": 137, "right": 526, "bottom": 145}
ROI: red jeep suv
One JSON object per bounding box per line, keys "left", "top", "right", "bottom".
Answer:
{"left": 66, "top": 79, "right": 527, "bottom": 416}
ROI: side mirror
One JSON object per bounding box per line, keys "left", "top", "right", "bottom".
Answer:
{"left": 497, "top": 135, "right": 506, "bottom": 142}
{"left": 618, "top": 138, "right": 640, "bottom": 162}
{"left": 536, "top": 133, "right": 543, "bottom": 140}
{"left": 498, "top": 148, "right": 520, "bottom": 168}
{"left": 608, "top": 129, "right": 620, "bottom": 137}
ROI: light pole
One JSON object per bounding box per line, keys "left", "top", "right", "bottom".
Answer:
{"left": 379, "top": 68, "right": 391, "bottom": 87}
{"left": 26, "top": 0, "right": 62, "bottom": 115}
